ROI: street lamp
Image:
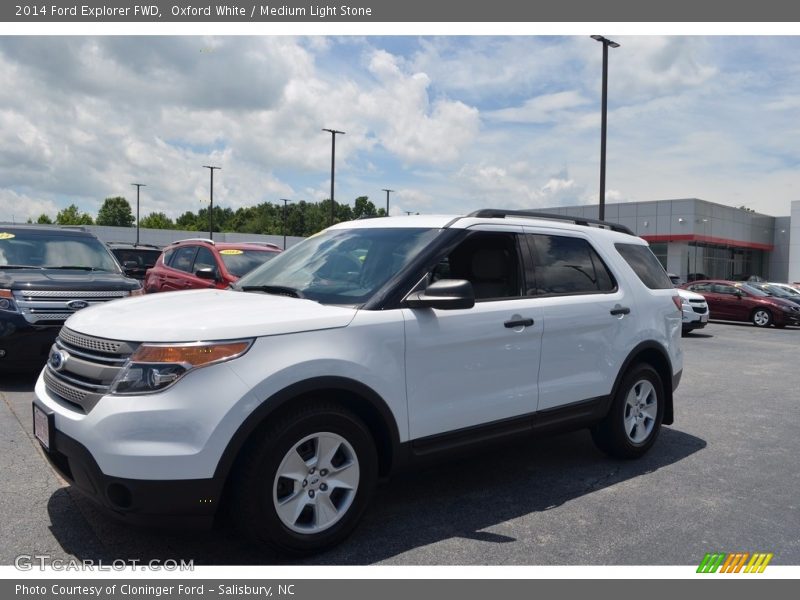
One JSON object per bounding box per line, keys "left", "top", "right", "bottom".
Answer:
{"left": 131, "top": 183, "right": 145, "bottom": 245}
{"left": 203, "top": 165, "right": 221, "bottom": 239}
{"left": 382, "top": 189, "right": 394, "bottom": 216}
{"left": 591, "top": 35, "right": 620, "bottom": 221}
{"left": 280, "top": 198, "right": 292, "bottom": 250}
{"left": 322, "top": 128, "right": 345, "bottom": 226}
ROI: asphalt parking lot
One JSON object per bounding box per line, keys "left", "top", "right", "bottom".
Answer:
{"left": 1, "top": 321, "right": 798, "bottom": 566}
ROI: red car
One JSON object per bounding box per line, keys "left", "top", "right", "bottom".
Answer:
{"left": 682, "top": 279, "right": 800, "bottom": 328}
{"left": 144, "top": 238, "right": 281, "bottom": 293}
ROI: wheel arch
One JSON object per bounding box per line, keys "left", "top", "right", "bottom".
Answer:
{"left": 214, "top": 377, "right": 402, "bottom": 486}
{"left": 611, "top": 341, "right": 675, "bottom": 425}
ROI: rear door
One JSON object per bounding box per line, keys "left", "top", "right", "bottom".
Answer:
{"left": 524, "top": 229, "right": 634, "bottom": 411}
{"left": 161, "top": 245, "right": 198, "bottom": 291}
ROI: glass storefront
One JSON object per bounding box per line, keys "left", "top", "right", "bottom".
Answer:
{"left": 687, "top": 243, "right": 767, "bottom": 280}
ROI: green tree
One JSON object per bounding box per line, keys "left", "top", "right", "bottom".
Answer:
{"left": 175, "top": 211, "right": 200, "bottom": 231}
{"left": 36, "top": 213, "right": 54, "bottom": 224}
{"left": 139, "top": 212, "right": 175, "bottom": 229}
{"left": 96, "top": 196, "right": 134, "bottom": 227}
{"left": 352, "top": 196, "right": 378, "bottom": 219}
{"left": 56, "top": 204, "right": 94, "bottom": 225}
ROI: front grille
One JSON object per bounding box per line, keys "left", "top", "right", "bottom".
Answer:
{"left": 692, "top": 306, "right": 708, "bottom": 314}
{"left": 13, "top": 289, "right": 129, "bottom": 324}
{"left": 44, "top": 327, "right": 138, "bottom": 413}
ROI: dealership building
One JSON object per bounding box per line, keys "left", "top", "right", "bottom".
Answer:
{"left": 542, "top": 198, "right": 800, "bottom": 284}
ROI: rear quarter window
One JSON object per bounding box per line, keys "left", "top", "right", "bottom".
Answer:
{"left": 615, "top": 243, "right": 673, "bottom": 290}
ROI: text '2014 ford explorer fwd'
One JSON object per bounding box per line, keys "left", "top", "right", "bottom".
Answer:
{"left": 32, "top": 210, "right": 683, "bottom": 554}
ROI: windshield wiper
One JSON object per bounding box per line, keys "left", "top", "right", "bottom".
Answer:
{"left": 240, "top": 285, "right": 305, "bottom": 299}
{"left": 0, "top": 265, "right": 46, "bottom": 269}
{"left": 46, "top": 266, "right": 107, "bottom": 271}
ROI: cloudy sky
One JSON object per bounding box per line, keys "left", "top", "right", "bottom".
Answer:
{"left": 0, "top": 35, "right": 799, "bottom": 222}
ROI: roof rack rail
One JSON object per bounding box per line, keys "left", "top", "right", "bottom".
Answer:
{"left": 173, "top": 237, "right": 215, "bottom": 245}
{"left": 466, "top": 209, "right": 635, "bottom": 236}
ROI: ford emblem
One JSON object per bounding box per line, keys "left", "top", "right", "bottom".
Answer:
{"left": 66, "top": 300, "right": 90, "bottom": 310}
{"left": 49, "top": 349, "right": 67, "bottom": 371}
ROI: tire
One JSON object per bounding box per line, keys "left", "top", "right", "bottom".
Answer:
{"left": 230, "top": 401, "right": 378, "bottom": 555}
{"left": 751, "top": 308, "right": 772, "bottom": 328}
{"left": 591, "top": 364, "right": 665, "bottom": 459}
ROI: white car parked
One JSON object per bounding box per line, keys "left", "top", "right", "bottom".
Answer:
{"left": 32, "top": 210, "right": 683, "bottom": 554}
{"left": 676, "top": 288, "right": 710, "bottom": 334}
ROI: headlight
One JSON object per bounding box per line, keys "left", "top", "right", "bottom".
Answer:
{"left": 129, "top": 287, "right": 144, "bottom": 297}
{"left": 680, "top": 297, "right": 691, "bottom": 307}
{"left": 0, "top": 289, "right": 18, "bottom": 313}
{"left": 110, "top": 339, "right": 253, "bottom": 395}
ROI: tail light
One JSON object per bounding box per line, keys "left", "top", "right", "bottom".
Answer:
{"left": 672, "top": 295, "right": 682, "bottom": 312}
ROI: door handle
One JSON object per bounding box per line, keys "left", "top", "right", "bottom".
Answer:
{"left": 504, "top": 318, "right": 534, "bottom": 328}
{"left": 610, "top": 306, "right": 631, "bottom": 316}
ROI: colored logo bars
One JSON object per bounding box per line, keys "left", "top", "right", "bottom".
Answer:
{"left": 697, "top": 552, "right": 774, "bottom": 573}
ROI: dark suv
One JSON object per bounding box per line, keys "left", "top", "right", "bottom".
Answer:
{"left": 682, "top": 280, "right": 800, "bottom": 328}
{"left": 106, "top": 242, "right": 163, "bottom": 281}
{"left": 0, "top": 226, "right": 142, "bottom": 371}
{"left": 144, "top": 238, "right": 281, "bottom": 293}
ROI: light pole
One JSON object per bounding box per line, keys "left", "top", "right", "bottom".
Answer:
{"left": 322, "top": 128, "right": 345, "bottom": 226}
{"left": 280, "top": 198, "right": 292, "bottom": 250}
{"left": 203, "top": 165, "right": 221, "bottom": 239}
{"left": 131, "top": 183, "right": 145, "bottom": 245}
{"left": 591, "top": 35, "right": 620, "bottom": 221}
{"left": 382, "top": 188, "right": 394, "bottom": 216}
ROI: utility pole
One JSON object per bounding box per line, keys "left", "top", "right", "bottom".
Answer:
{"left": 591, "top": 35, "right": 620, "bottom": 221}
{"left": 280, "top": 198, "right": 292, "bottom": 250}
{"left": 202, "top": 165, "right": 221, "bottom": 239}
{"left": 131, "top": 183, "right": 146, "bottom": 245}
{"left": 382, "top": 189, "right": 394, "bottom": 216}
{"left": 322, "top": 128, "right": 345, "bottom": 226}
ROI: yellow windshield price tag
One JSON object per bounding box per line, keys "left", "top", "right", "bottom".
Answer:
{"left": 0, "top": 232, "right": 15, "bottom": 240}
{"left": 219, "top": 249, "right": 244, "bottom": 255}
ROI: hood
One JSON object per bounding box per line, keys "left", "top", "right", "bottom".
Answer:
{"left": 64, "top": 288, "right": 358, "bottom": 342}
{"left": 766, "top": 296, "right": 799, "bottom": 309}
{"left": 675, "top": 288, "right": 706, "bottom": 302}
{"left": 0, "top": 268, "right": 139, "bottom": 291}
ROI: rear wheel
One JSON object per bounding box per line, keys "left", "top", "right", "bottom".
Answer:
{"left": 592, "top": 364, "right": 664, "bottom": 459}
{"left": 751, "top": 309, "right": 772, "bottom": 328}
{"left": 231, "top": 402, "right": 377, "bottom": 555}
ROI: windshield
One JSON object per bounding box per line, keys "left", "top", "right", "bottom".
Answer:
{"left": 219, "top": 249, "right": 279, "bottom": 278}
{"left": 235, "top": 227, "right": 440, "bottom": 305}
{"left": 760, "top": 284, "right": 791, "bottom": 298}
{"left": 739, "top": 284, "right": 768, "bottom": 297}
{"left": 0, "top": 230, "right": 120, "bottom": 272}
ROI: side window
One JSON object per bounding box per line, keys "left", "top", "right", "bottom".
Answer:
{"left": 614, "top": 243, "right": 673, "bottom": 290}
{"left": 526, "top": 234, "right": 616, "bottom": 296}
{"left": 193, "top": 246, "right": 217, "bottom": 272}
{"left": 690, "top": 283, "right": 711, "bottom": 292}
{"left": 170, "top": 246, "right": 197, "bottom": 273}
{"left": 162, "top": 248, "right": 175, "bottom": 266}
{"left": 437, "top": 232, "right": 523, "bottom": 301}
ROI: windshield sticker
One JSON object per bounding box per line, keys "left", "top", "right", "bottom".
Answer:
{"left": 219, "top": 249, "right": 244, "bottom": 255}
{"left": 0, "top": 232, "right": 15, "bottom": 240}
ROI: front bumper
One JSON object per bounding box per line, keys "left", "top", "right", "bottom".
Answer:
{"left": 33, "top": 398, "right": 221, "bottom": 527}
{"left": 0, "top": 314, "right": 62, "bottom": 370}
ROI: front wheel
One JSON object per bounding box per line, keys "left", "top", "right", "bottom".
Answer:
{"left": 591, "top": 364, "right": 665, "bottom": 459}
{"left": 752, "top": 309, "right": 772, "bottom": 328}
{"left": 231, "top": 402, "right": 378, "bottom": 555}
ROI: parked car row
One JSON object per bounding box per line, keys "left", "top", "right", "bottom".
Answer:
{"left": 0, "top": 227, "right": 282, "bottom": 373}
{"left": 681, "top": 280, "right": 800, "bottom": 328}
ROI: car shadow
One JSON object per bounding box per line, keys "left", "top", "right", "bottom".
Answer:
{"left": 0, "top": 370, "right": 40, "bottom": 392}
{"left": 46, "top": 426, "right": 706, "bottom": 565}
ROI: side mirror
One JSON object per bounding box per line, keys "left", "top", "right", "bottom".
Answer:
{"left": 405, "top": 279, "right": 475, "bottom": 310}
{"left": 735, "top": 290, "right": 744, "bottom": 298}
{"left": 195, "top": 267, "right": 219, "bottom": 281}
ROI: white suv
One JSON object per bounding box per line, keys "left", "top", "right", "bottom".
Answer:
{"left": 32, "top": 210, "right": 683, "bottom": 554}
